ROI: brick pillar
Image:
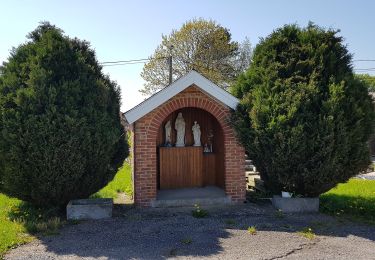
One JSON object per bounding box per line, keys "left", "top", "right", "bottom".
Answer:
{"left": 133, "top": 121, "right": 157, "bottom": 207}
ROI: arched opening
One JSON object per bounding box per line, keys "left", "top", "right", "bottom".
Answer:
{"left": 156, "top": 107, "right": 225, "bottom": 191}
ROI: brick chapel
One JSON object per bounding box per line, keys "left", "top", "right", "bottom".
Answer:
{"left": 124, "top": 71, "right": 245, "bottom": 207}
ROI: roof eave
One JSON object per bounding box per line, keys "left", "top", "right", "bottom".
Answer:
{"left": 124, "top": 71, "right": 239, "bottom": 124}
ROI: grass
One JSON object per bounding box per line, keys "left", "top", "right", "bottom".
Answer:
{"left": 274, "top": 209, "right": 284, "bottom": 219}
{"left": 298, "top": 227, "right": 315, "bottom": 239}
{"left": 191, "top": 204, "right": 209, "bottom": 218}
{"left": 247, "top": 226, "right": 257, "bottom": 235}
{"left": 0, "top": 161, "right": 132, "bottom": 257}
{"left": 0, "top": 194, "right": 33, "bottom": 257}
{"left": 181, "top": 238, "right": 192, "bottom": 244}
{"left": 320, "top": 179, "right": 375, "bottom": 224}
{"left": 91, "top": 161, "right": 133, "bottom": 199}
{"left": 0, "top": 194, "right": 63, "bottom": 257}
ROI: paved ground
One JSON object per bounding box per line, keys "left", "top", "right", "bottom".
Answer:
{"left": 5, "top": 202, "right": 375, "bottom": 260}
{"left": 356, "top": 157, "right": 375, "bottom": 180}
{"left": 356, "top": 171, "right": 375, "bottom": 180}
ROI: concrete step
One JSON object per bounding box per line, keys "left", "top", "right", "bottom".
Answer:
{"left": 152, "top": 186, "right": 233, "bottom": 208}
{"left": 245, "top": 165, "right": 256, "bottom": 171}
{"left": 245, "top": 159, "right": 253, "bottom": 164}
{"left": 245, "top": 171, "right": 258, "bottom": 176}
{"left": 254, "top": 178, "right": 266, "bottom": 192}
{"left": 246, "top": 174, "right": 259, "bottom": 186}
{"left": 151, "top": 196, "right": 233, "bottom": 208}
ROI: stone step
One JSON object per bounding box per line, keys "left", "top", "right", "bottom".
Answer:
{"left": 245, "top": 171, "right": 258, "bottom": 176}
{"left": 151, "top": 196, "right": 233, "bottom": 208}
{"left": 254, "top": 178, "right": 266, "bottom": 192}
{"left": 245, "top": 159, "right": 253, "bottom": 164}
{"left": 246, "top": 173, "right": 266, "bottom": 192}
{"left": 245, "top": 165, "right": 256, "bottom": 171}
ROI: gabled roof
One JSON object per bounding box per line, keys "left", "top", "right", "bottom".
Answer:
{"left": 124, "top": 70, "right": 239, "bottom": 124}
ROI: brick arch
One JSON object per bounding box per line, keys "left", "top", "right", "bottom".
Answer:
{"left": 132, "top": 86, "right": 245, "bottom": 207}
{"left": 146, "top": 96, "right": 233, "bottom": 144}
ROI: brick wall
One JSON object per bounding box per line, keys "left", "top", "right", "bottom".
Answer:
{"left": 133, "top": 85, "right": 245, "bottom": 207}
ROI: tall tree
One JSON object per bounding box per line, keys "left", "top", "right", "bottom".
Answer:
{"left": 232, "top": 37, "right": 252, "bottom": 74}
{"left": 140, "top": 18, "right": 250, "bottom": 95}
{"left": 232, "top": 23, "right": 375, "bottom": 196}
{"left": 0, "top": 22, "right": 128, "bottom": 206}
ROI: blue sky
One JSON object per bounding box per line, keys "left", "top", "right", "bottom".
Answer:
{"left": 1, "top": 0, "right": 374, "bottom": 111}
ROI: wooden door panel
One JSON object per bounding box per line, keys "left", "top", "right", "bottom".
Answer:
{"left": 159, "top": 147, "right": 203, "bottom": 189}
{"left": 203, "top": 154, "right": 216, "bottom": 186}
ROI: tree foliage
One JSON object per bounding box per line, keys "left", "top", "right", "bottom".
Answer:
{"left": 356, "top": 74, "right": 375, "bottom": 92}
{"left": 0, "top": 22, "right": 128, "bottom": 206}
{"left": 233, "top": 37, "right": 252, "bottom": 74}
{"left": 140, "top": 18, "right": 251, "bottom": 95}
{"left": 232, "top": 23, "right": 375, "bottom": 197}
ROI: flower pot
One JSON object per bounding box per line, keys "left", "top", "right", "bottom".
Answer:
{"left": 281, "top": 191, "right": 292, "bottom": 198}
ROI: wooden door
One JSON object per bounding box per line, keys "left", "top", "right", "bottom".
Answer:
{"left": 203, "top": 153, "right": 216, "bottom": 186}
{"left": 159, "top": 147, "right": 203, "bottom": 189}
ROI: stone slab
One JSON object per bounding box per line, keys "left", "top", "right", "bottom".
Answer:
{"left": 67, "top": 198, "right": 113, "bottom": 220}
{"left": 157, "top": 186, "right": 226, "bottom": 200}
{"left": 151, "top": 196, "right": 233, "bottom": 208}
{"left": 152, "top": 186, "right": 234, "bottom": 207}
{"left": 272, "top": 196, "right": 319, "bottom": 213}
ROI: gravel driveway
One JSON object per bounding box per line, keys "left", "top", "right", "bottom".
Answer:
{"left": 5, "top": 202, "right": 375, "bottom": 260}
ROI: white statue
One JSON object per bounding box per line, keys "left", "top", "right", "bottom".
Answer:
{"left": 165, "top": 120, "right": 171, "bottom": 145}
{"left": 192, "top": 121, "right": 201, "bottom": 146}
{"left": 175, "top": 112, "right": 185, "bottom": 147}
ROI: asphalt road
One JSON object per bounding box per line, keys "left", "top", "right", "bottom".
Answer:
{"left": 5, "top": 203, "right": 375, "bottom": 260}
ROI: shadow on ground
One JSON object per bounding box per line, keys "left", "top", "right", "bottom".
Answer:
{"left": 5, "top": 201, "right": 375, "bottom": 259}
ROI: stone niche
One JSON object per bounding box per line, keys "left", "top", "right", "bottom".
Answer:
{"left": 157, "top": 107, "right": 225, "bottom": 190}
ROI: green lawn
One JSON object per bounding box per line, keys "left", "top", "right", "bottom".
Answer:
{"left": 0, "top": 194, "right": 33, "bottom": 257}
{"left": 91, "top": 161, "right": 133, "bottom": 199}
{"left": 320, "top": 179, "right": 375, "bottom": 224}
{"left": 0, "top": 161, "right": 132, "bottom": 257}
{"left": 0, "top": 193, "right": 63, "bottom": 258}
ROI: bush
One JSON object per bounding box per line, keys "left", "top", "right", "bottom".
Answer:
{"left": 232, "top": 23, "right": 375, "bottom": 197}
{"left": 0, "top": 22, "right": 128, "bottom": 206}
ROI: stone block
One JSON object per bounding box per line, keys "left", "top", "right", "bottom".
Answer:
{"left": 67, "top": 198, "right": 113, "bottom": 220}
{"left": 272, "top": 196, "right": 319, "bottom": 213}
